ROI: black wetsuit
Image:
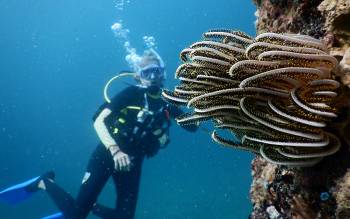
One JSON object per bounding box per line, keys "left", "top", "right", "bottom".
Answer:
{"left": 43, "top": 85, "right": 197, "bottom": 219}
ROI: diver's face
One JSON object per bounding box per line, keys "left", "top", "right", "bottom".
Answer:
{"left": 139, "top": 65, "right": 165, "bottom": 87}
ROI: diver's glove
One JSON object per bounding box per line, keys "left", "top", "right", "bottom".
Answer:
{"left": 108, "top": 145, "right": 131, "bottom": 172}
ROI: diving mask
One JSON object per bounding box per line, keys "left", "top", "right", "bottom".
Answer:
{"left": 140, "top": 64, "right": 165, "bottom": 80}
{"left": 138, "top": 64, "right": 165, "bottom": 87}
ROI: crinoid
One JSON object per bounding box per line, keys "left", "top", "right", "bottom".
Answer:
{"left": 163, "top": 29, "right": 343, "bottom": 167}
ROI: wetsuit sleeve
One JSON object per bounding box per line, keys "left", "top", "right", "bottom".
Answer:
{"left": 94, "top": 108, "right": 117, "bottom": 147}
{"left": 167, "top": 104, "right": 199, "bottom": 132}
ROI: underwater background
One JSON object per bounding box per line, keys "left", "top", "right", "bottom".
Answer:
{"left": 0, "top": 0, "right": 256, "bottom": 218}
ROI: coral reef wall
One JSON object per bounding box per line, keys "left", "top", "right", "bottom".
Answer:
{"left": 250, "top": 1, "right": 350, "bottom": 218}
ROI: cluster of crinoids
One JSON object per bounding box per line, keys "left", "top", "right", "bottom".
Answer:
{"left": 163, "top": 30, "right": 342, "bottom": 166}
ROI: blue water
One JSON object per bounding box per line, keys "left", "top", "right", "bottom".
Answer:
{"left": 0, "top": 0, "right": 256, "bottom": 218}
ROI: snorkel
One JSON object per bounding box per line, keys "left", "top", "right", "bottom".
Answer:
{"left": 103, "top": 48, "right": 165, "bottom": 103}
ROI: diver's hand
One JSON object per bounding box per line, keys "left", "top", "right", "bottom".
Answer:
{"left": 113, "top": 151, "right": 131, "bottom": 172}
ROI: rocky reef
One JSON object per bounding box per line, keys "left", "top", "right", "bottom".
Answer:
{"left": 250, "top": 0, "right": 350, "bottom": 218}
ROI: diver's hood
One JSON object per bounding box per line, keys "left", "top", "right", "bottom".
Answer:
{"left": 148, "top": 48, "right": 165, "bottom": 68}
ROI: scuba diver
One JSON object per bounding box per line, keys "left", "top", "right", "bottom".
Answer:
{"left": 0, "top": 49, "right": 198, "bottom": 219}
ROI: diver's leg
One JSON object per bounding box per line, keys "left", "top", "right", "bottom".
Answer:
{"left": 92, "top": 203, "right": 117, "bottom": 219}
{"left": 43, "top": 178, "right": 82, "bottom": 218}
{"left": 73, "top": 144, "right": 115, "bottom": 218}
{"left": 44, "top": 144, "right": 114, "bottom": 219}
{"left": 113, "top": 157, "right": 143, "bottom": 219}
{"left": 91, "top": 158, "right": 144, "bottom": 219}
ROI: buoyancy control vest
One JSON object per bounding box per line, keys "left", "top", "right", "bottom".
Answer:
{"left": 109, "top": 91, "right": 171, "bottom": 156}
